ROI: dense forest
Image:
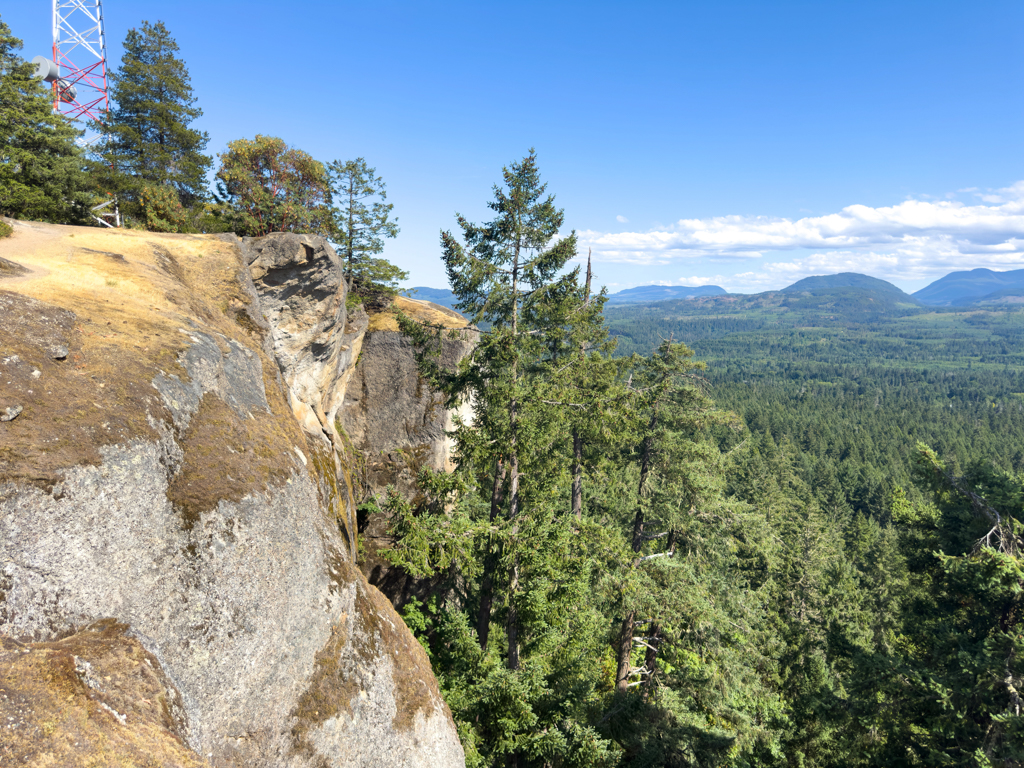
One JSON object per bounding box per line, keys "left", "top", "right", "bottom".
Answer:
{"left": 380, "top": 157, "right": 1024, "bottom": 767}
{"left": 607, "top": 295, "right": 1024, "bottom": 511}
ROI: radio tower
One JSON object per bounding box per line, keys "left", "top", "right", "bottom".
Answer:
{"left": 51, "top": 0, "right": 110, "bottom": 122}
{"left": 33, "top": 1, "right": 118, "bottom": 225}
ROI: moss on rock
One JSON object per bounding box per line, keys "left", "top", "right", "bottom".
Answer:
{"left": 0, "top": 619, "right": 208, "bottom": 767}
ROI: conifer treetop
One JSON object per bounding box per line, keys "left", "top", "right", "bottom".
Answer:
{"left": 0, "top": 19, "right": 91, "bottom": 223}
{"left": 103, "top": 20, "right": 211, "bottom": 205}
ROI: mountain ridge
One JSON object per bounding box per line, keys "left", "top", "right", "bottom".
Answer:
{"left": 604, "top": 284, "right": 727, "bottom": 305}
{"left": 409, "top": 266, "right": 1024, "bottom": 313}
{"left": 913, "top": 267, "right": 1024, "bottom": 306}
{"left": 781, "top": 272, "right": 914, "bottom": 298}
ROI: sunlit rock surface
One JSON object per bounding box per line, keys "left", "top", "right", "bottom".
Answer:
{"left": 0, "top": 220, "right": 464, "bottom": 768}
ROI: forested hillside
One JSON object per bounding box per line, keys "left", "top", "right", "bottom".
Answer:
{"left": 606, "top": 294, "right": 1024, "bottom": 504}
{"left": 379, "top": 159, "right": 1023, "bottom": 767}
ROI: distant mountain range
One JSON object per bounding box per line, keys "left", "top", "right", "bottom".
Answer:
{"left": 912, "top": 268, "right": 1024, "bottom": 306}
{"left": 405, "top": 285, "right": 728, "bottom": 310}
{"left": 603, "top": 284, "right": 727, "bottom": 305}
{"left": 406, "top": 267, "right": 1024, "bottom": 314}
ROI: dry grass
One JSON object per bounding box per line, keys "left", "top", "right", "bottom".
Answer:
{"left": 367, "top": 295, "right": 469, "bottom": 333}
{"left": 0, "top": 220, "right": 306, "bottom": 509}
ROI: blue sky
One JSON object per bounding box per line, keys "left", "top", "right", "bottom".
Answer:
{"left": 5, "top": 1, "right": 1023, "bottom": 294}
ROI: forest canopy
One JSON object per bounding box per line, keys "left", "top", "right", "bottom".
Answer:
{"left": 2, "top": 7, "right": 1021, "bottom": 762}
{"left": 381, "top": 153, "right": 1024, "bottom": 767}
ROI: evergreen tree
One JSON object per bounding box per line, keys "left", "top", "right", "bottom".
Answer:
{"left": 0, "top": 17, "right": 91, "bottom": 223}
{"left": 326, "top": 158, "right": 405, "bottom": 295}
{"left": 864, "top": 447, "right": 1024, "bottom": 766}
{"left": 101, "top": 20, "right": 211, "bottom": 211}
{"left": 388, "top": 150, "right": 621, "bottom": 766}
{"left": 385, "top": 152, "right": 794, "bottom": 768}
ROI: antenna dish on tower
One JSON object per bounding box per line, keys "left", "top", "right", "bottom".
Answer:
{"left": 31, "top": 55, "right": 59, "bottom": 82}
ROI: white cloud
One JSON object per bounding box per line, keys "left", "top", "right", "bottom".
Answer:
{"left": 616, "top": 214, "right": 629, "bottom": 223}
{"left": 668, "top": 276, "right": 727, "bottom": 287}
{"left": 581, "top": 182, "right": 1024, "bottom": 289}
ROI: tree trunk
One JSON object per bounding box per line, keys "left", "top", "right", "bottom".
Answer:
{"left": 631, "top": 417, "right": 657, "bottom": 550}
{"left": 641, "top": 622, "right": 662, "bottom": 700}
{"left": 616, "top": 410, "right": 660, "bottom": 692}
{"left": 507, "top": 552, "right": 520, "bottom": 671}
{"left": 571, "top": 429, "right": 583, "bottom": 519}
{"left": 476, "top": 459, "right": 506, "bottom": 650}
{"left": 570, "top": 250, "right": 592, "bottom": 522}
{"left": 614, "top": 610, "right": 635, "bottom": 692}
{"left": 506, "top": 433, "right": 521, "bottom": 671}
{"left": 506, "top": 235, "right": 522, "bottom": 672}
{"left": 639, "top": 531, "right": 677, "bottom": 698}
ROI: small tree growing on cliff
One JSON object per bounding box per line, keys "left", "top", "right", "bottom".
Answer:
{"left": 326, "top": 158, "right": 405, "bottom": 295}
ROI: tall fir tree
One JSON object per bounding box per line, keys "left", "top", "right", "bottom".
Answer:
{"left": 101, "top": 20, "right": 211, "bottom": 211}
{"left": 389, "top": 150, "right": 622, "bottom": 766}
{"left": 0, "top": 17, "right": 91, "bottom": 223}
{"left": 326, "top": 158, "right": 405, "bottom": 295}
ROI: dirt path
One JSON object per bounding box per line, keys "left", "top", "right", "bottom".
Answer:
{"left": 0, "top": 220, "right": 68, "bottom": 287}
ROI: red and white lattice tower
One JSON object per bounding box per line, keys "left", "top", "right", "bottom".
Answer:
{"left": 50, "top": 0, "right": 110, "bottom": 123}
{"left": 33, "top": 1, "right": 119, "bottom": 225}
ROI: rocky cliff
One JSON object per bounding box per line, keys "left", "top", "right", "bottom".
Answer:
{"left": 0, "top": 220, "right": 465, "bottom": 768}
{"left": 340, "top": 297, "right": 475, "bottom": 598}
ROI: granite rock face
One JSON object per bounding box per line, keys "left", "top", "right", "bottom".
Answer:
{"left": 0, "top": 223, "right": 464, "bottom": 768}
{"left": 340, "top": 297, "right": 476, "bottom": 598}
{"left": 243, "top": 233, "right": 368, "bottom": 442}
{"left": 0, "top": 619, "right": 207, "bottom": 767}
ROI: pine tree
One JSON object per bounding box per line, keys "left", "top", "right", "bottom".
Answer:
{"left": 101, "top": 20, "right": 211, "bottom": 210}
{"left": 326, "top": 158, "right": 405, "bottom": 295}
{"left": 0, "top": 18, "right": 91, "bottom": 223}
